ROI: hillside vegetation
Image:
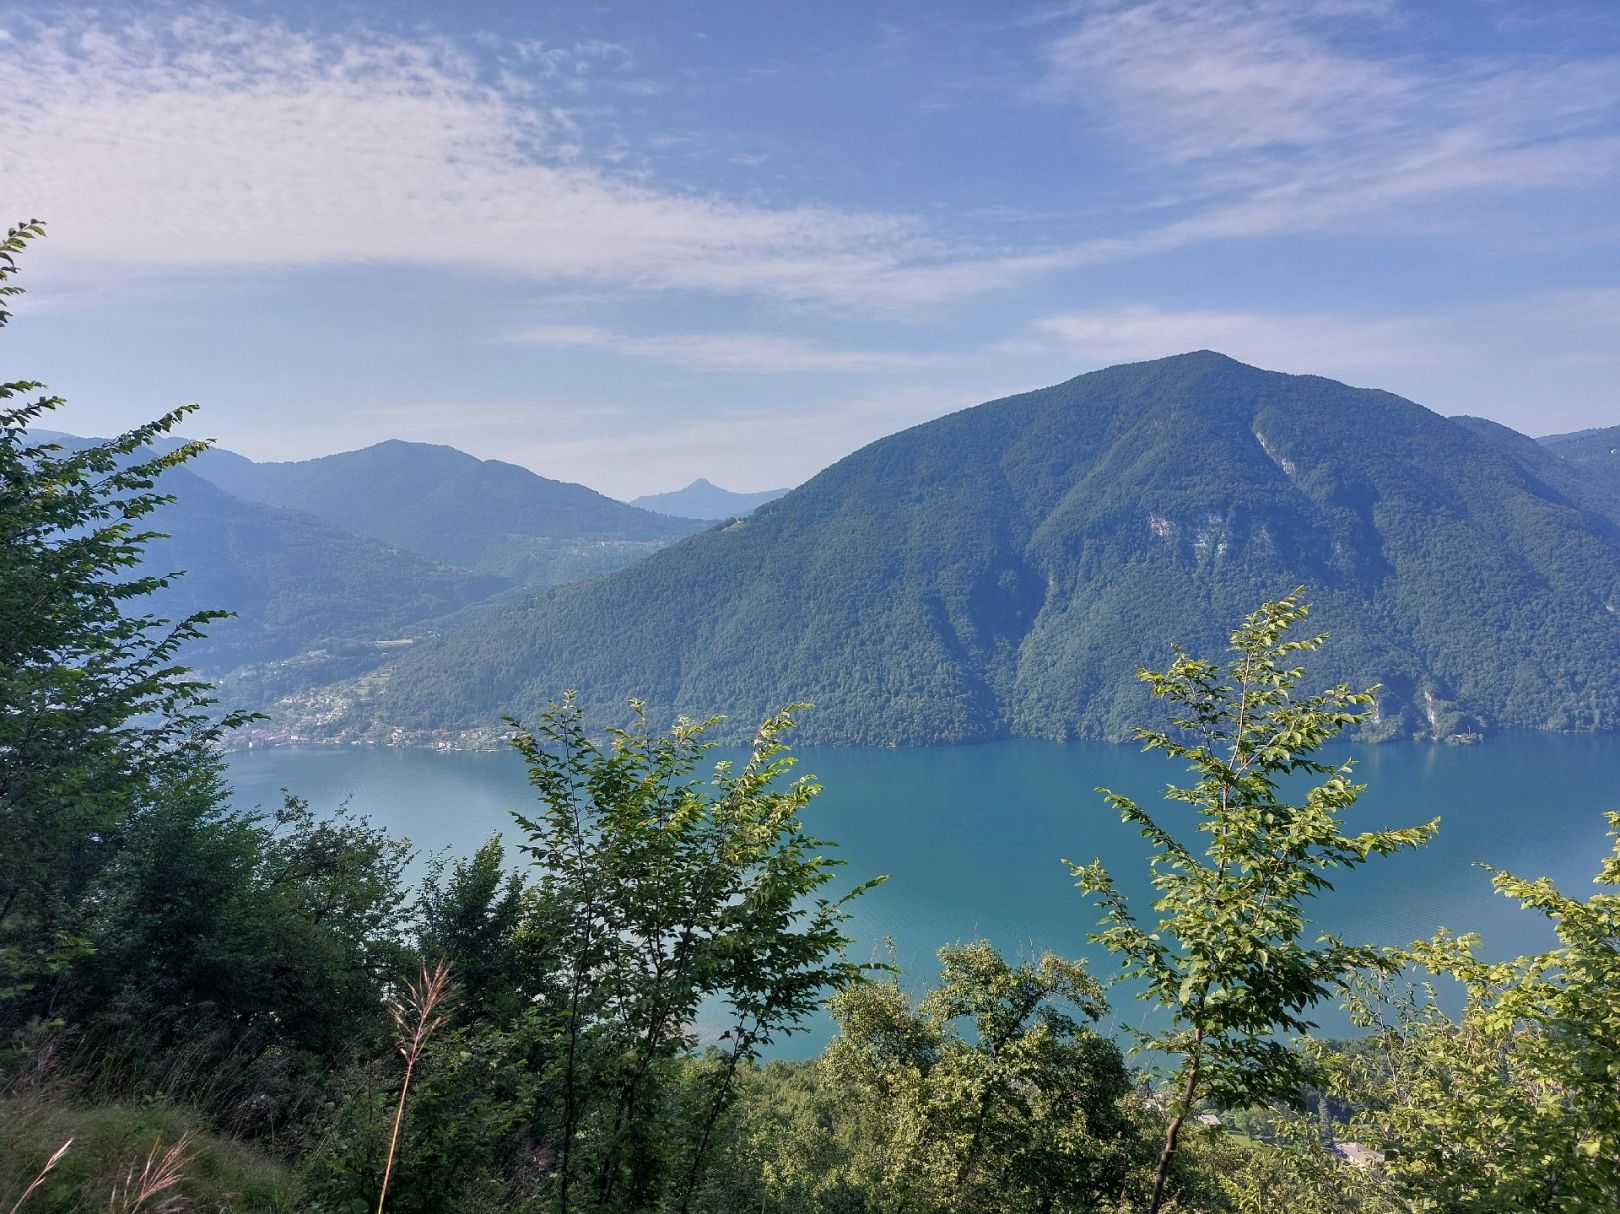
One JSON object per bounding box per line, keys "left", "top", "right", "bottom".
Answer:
{"left": 30, "top": 432, "right": 716, "bottom": 726}
{"left": 141, "top": 468, "right": 507, "bottom": 673}
{"left": 1539, "top": 423, "right": 1620, "bottom": 520}
{"left": 356, "top": 353, "right": 1620, "bottom": 746}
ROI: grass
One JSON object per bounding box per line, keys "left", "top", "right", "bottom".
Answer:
{"left": 0, "top": 1089, "right": 299, "bottom": 1213}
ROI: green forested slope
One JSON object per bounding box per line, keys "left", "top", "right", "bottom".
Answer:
{"left": 365, "top": 353, "right": 1620, "bottom": 745}
{"left": 191, "top": 438, "right": 708, "bottom": 583}
{"left": 1452, "top": 416, "right": 1620, "bottom": 527}
{"left": 1538, "top": 423, "right": 1620, "bottom": 522}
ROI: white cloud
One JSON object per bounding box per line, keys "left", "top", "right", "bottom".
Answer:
{"left": 511, "top": 325, "right": 940, "bottom": 372}
{"left": 0, "top": 9, "right": 1025, "bottom": 308}
{"left": 1041, "top": 1, "right": 1620, "bottom": 248}
{"left": 9, "top": 3, "right": 1612, "bottom": 319}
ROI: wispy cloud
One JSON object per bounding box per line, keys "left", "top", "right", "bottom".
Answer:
{"left": 10, "top": 3, "right": 1611, "bottom": 319}
{"left": 511, "top": 325, "right": 940, "bottom": 372}
{"left": 1041, "top": 0, "right": 1620, "bottom": 249}
{"left": 0, "top": 9, "right": 1029, "bottom": 308}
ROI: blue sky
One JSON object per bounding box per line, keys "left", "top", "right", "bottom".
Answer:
{"left": 4, "top": 0, "right": 1619, "bottom": 497}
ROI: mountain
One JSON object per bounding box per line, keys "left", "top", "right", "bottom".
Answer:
{"left": 28, "top": 430, "right": 502, "bottom": 666}
{"left": 325, "top": 353, "right": 1620, "bottom": 747}
{"left": 189, "top": 440, "right": 709, "bottom": 585}
{"left": 630, "top": 479, "right": 789, "bottom": 520}
{"left": 29, "top": 429, "right": 690, "bottom": 723}
{"left": 136, "top": 469, "right": 508, "bottom": 705}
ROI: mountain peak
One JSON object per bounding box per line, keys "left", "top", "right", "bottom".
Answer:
{"left": 372, "top": 360, "right": 1620, "bottom": 748}
{"left": 630, "top": 479, "right": 789, "bottom": 521}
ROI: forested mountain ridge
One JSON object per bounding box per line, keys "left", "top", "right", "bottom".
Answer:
{"left": 1450, "top": 416, "right": 1620, "bottom": 527}
{"left": 137, "top": 468, "right": 513, "bottom": 709}
{"left": 1538, "top": 424, "right": 1620, "bottom": 520}
{"left": 349, "top": 352, "right": 1620, "bottom": 747}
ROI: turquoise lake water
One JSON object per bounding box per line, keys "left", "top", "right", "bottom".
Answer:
{"left": 227, "top": 732, "right": 1620, "bottom": 1058}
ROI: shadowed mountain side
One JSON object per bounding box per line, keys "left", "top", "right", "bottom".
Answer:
{"left": 1536, "top": 423, "right": 1620, "bottom": 523}
{"left": 324, "top": 354, "right": 1620, "bottom": 745}
{"left": 1452, "top": 416, "right": 1620, "bottom": 528}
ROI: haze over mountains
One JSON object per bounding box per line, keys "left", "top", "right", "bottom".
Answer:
{"left": 190, "top": 439, "right": 707, "bottom": 584}
{"left": 630, "top": 479, "right": 790, "bottom": 520}
{"left": 299, "top": 353, "right": 1620, "bottom": 748}
{"left": 34, "top": 430, "right": 710, "bottom": 701}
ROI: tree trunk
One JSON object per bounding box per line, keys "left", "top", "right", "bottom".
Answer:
{"left": 1149, "top": 1039, "right": 1203, "bottom": 1214}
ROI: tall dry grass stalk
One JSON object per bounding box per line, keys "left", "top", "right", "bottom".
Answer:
{"left": 376, "top": 958, "right": 452, "bottom": 1214}
{"left": 108, "top": 1131, "right": 195, "bottom": 1214}
{"left": 6, "top": 1138, "right": 71, "bottom": 1214}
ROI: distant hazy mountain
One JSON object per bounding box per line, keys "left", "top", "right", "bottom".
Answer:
{"left": 354, "top": 353, "right": 1620, "bottom": 747}
{"left": 630, "top": 478, "right": 789, "bottom": 520}
{"left": 1540, "top": 425, "right": 1620, "bottom": 452}
{"left": 131, "top": 469, "right": 508, "bottom": 712}
{"left": 27, "top": 429, "right": 708, "bottom": 724}
{"left": 191, "top": 440, "right": 708, "bottom": 584}
{"left": 30, "top": 431, "right": 495, "bottom": 670}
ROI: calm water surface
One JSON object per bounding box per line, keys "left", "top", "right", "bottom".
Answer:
{"left": 228, "top": 732, "right": 1620, "bottom": 1057}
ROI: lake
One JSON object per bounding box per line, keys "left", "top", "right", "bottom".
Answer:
{"left": 227, "top": 731, "right": 1620, "bottom": 1057}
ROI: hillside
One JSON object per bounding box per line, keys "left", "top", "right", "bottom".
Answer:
{"left": 630, "top": 478, "right": 789, "bottom": 520}
{"left": 324, "top": 353, "right": 1620, "bottom": 747}
{"left": 1538, "top": 424, "right": 1620, "bottom": 522}
{"left": 1450, "top": 417, "right": 1620, "bottom": 527}
{"left": 191, "top": 439, "right": 709, "bottom": 584}
{"left": 138, "top": 469, "right": 507, "bottom": 698}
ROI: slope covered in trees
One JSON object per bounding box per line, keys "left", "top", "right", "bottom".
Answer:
{"left": 364, "top": 353, "right": 1620, "bottom": 746}
{"left": 1539, "top": 423, "right": 1620, "bottom": 521}
{"left": 1450, "top": 416, "right": 1620, "bottom": 528}
{"left": 33, "top": 429, "right": 716, "bottom": 715}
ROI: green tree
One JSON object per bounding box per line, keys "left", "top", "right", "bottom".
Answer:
{"left": 1342, "top": 814, "right": 1620, "bottom": 1212}
{"left": 814, "top": 941, "right": 1149, "bottom": 1214}
{"left": 1188, "top": 1109, "right": 1402, "bottom": 1214}
{"left": 510, "top": 696, "right": 877, "bottom": 1213}
{"left": 414, "top": 836, "right": 542, "bottom": 1030}
{"left": 0, "top": 219, "right": 248, "bottom": 1016}
{"left": 2, "top": 223, "right": 410, "bottom": 1130}
{"left": 1075, "top": 591, "right": 1436, "bottom": 1213}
